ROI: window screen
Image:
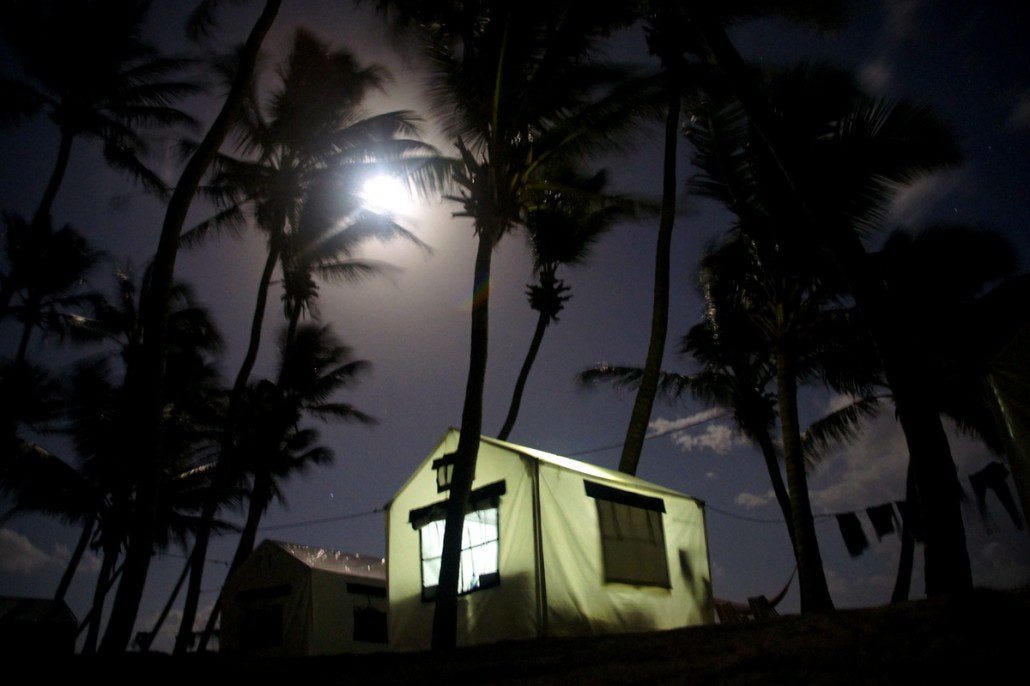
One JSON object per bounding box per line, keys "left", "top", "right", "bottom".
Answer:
{"left": 410, "top": 481, "right": 505, "bottom": 601}
{"left": 586, "top": 481, "right": 670, "bottom": 588}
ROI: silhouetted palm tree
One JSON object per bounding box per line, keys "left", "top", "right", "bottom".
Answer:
{"left": 172, "top": 29, "right": 441, "bottom": 654}
{"left": 762, "top": 71, "right": 972, "bottom": 596}
{"left": 99, "top": 1, "right": 283, "bottom": 653}
{"left": 870, "top": 226, "right": 1019, "bottom": 600}
{"left": 194, "top": 323, "right": 375, "bottom": 648}
{"left": 369, "top": 0, "right": 645, "bottom": 648}
{"left": 497, "top": 169, "right": 628, "bottom": 441}
{"left": 0, "top": 214, "right": 102, "bottom": 366}
{"left": 618, "top": 0, "right": 846, "bottom": 477}
{"left": 0, "top": 0, "right": 197, "bottom": 227}
{"left": 585, "top": 226, "right": 880, "bottom": 613}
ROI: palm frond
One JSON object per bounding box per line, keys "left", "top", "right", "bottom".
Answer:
{"left": 802, "top": 395, "right": 883, "bottom": 461}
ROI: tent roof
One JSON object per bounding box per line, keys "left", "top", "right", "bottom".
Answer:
{"left": 265, "top": 540, "right": 385, "bottom": 583}
{"left": 388, "top": 429, "right": 703, "bottom": 507}
{"left": 479, "top": 432, "right": 702, "bottom": 503}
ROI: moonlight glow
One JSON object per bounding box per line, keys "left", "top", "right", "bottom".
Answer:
{"left": 360, "top": 174, "right": 412, "bottom": 215}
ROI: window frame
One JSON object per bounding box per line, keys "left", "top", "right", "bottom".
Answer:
{"left": 409, "top": 480, "right": 506, "bottom": 602}
{"left": 585, "top": 480, "right": 671, "bottom": 589}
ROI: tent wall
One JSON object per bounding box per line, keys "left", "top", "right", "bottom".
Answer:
{"left": 309, "top": 569, "right": 349, "bottom": 655}
{"left": 219, "top": 544, "right": 311, "bottom": 656}
{"left": 387, "top": 433, "right": 539, "bottom": 650}
{"left": 308, "top": 569, "right": 389, "bottom": 654}
{"left": 538, "top": 461, "right": 713, "bottom": 635}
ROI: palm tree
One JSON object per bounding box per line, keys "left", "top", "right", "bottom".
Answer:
{"left": 497, "top": 169, "right": 629, "bottom": 440}
{"left": 679, "top": 16, "right": 975, "bottom": 595}
{"left": 1, "top": 213, "right": 103, "bottom": 367}
{"left": 276, "top": 174, "right": 429, "bottom": 347}
{"left": 869, "top": 226, "right": 1019, "bottom": 600}
{"left": 370, "top": 0, "right": 647, "bottom": 648}
{"left": 194, "top": 323, "right": 376, "bottom": 649}
{"left": 618, "top": 0, "right": 846, "bottom": 476}
{"left": 581, "top": 321, "right": 796, "bottom": 553}
{"left": 172, "top": 29, "right": 442, "bottom": 654}
{"left": 1, "top": 269, "right": 224, "bottom": 652}
{"left": 98, "top": 0, "right": 283, "bottom": 653}
{"left": 0, "top": 0, "right": 198, "bottom": 228}
{"left": 0, "top": 441, "right": 103, "bottom": 605}
{"left": 71, "top": 268, "right": 226, "bottom": 653}
{"left": 586, "top": 228, "right": 879, "bottom": 612}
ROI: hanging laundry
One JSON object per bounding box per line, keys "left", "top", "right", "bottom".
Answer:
{"left": 894, "top": 500, "right": 924, "bottom": 542}
{"left": 836, "top": 512, "right": 869, "bottom": 557}
{"left": 865, "top": 503, "right": 898, "bottom": 540}
{"left": 969, "top": 462, "right": 1025, "bottom": 532}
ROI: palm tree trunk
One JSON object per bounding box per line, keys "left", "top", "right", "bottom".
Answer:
{"left": 752, "top": 426, "right": 799, "bottom": 560}
{"left": 84, "top": 538, "right": 120, "bottom": 654}
{"left": 431, "top": 229, "right": 494, "bottom": 651}
{"left": 196, "top": 472, "right": 273, "bottom": 651}
{"left": 775, "top": 346, "right": 834, "bottom": 613}
{"left": 33, "top": 127, "right": 74, "bottom": 229}
{"left": 140, "top": 552, "right": 193, "bottom": 652}
{"left": 497, "top": 309, "right": 550, "bottom": 441}
{"left": 834, "top": 234, "right": 971, "bottom": 596}
{"left": 891, "top": 463, "right": 918, "bottom": 603}
{"left": 98, "top": 518, "right": 153, "bottom": 652}
{"left": 619, "top": 62, "right": 680, "bottom": 475}
{"left": 54, "top": 514, "right": 96, "bottom": 604}
{"left": 175, "top": 241, "right": 281, "bottom": 655}
{"left": 76, "top": 559, "right": 122, "bottom": 641}
{"left": 106, "top": 1, "right": 282, "bottom": 655}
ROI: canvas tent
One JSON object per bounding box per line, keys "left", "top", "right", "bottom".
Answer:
{"left": 220, "top": 539, "right": 387, "bottom": 656}
{"left": 386, "top": 430, "right": 714, "bottom": 650}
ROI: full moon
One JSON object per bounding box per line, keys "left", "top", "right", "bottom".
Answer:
{"left": 360, "top": 174, "right": 412, "bottom": 215}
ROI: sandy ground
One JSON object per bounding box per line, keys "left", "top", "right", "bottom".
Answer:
{"left": 36, "top": 587, "right": 1030, "bottom": 684}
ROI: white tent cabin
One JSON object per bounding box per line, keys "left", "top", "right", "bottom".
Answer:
{"left": 219, "top": 540, "right": 388, "bottom": 656}
{"left": 386, "top": 429, "right": 714, "bottom": 650}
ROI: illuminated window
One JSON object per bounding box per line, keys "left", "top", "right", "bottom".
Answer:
{"left": 585, "top": 481, "right": 670, "bottom": 588}
{"left": 409, "top": 481, "right": 505, "bottom": 600}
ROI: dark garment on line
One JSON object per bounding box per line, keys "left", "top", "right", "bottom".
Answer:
{"left": 895, "top": 499, "right": 925, "bottom": 543}
{"left": 836, "top": 512, "right": 869, "bottom": 557}
{"left": 969, "top": 461, "right": 1025, "bottom": 532}
{"left": 865, "top": 503, "right": 898, "bottom": 540}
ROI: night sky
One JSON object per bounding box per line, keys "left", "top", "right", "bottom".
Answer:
{"left": 2, "top": 1, "right": 1028, "bottom": 652}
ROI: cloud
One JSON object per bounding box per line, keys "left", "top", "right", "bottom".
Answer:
{"left": 649, "top": 409, "right": 745, "bottom": 454}
{"left": 735, "top": 490, "right": 774, "bottom": 510}
{"left": 0, "top": 528, "right": 52, "bottom": 574}
{"left": 138, "top": 601, "right": 216, "bottom": 653}
{"left": 887, "top": 169, "right": 963, "bottom": 226}
{"left": 672, "top": 423, "right": 747, "bottom": 454}
{"left": 51, "top": 541, "right": 103, "bottom": 575}
{"left": 1007, "top": 90, "right": 1030, "bottom": 131}
{"left": 649, "top": 408, "right": 725, "bottom": 435}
